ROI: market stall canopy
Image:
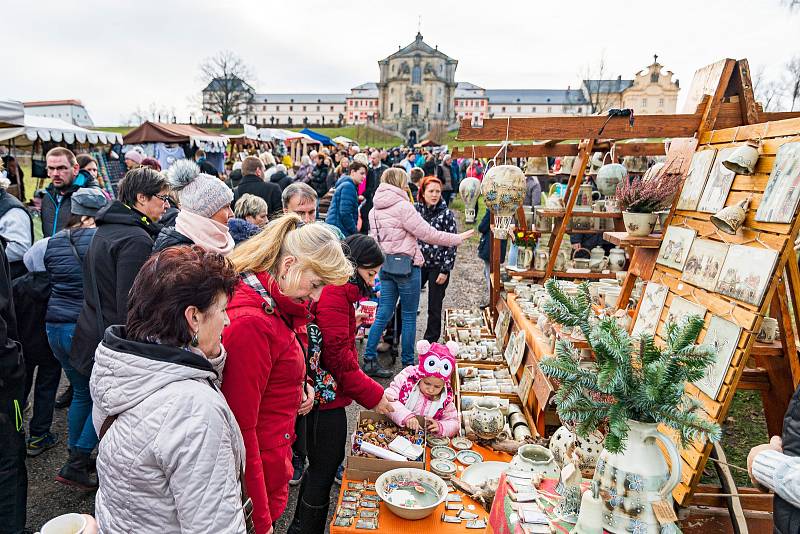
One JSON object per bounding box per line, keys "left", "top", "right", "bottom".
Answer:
{"left": 123, "top": 121, "right": 227, "bottom": 151}
{"left": 0, "top": 114, "right": 123, "bottom": 146}
{"left": 299, "top": 128, "right": 334, "bottom": 146}
{"left": 0, "top": 99, "right": 24, "bottom": 128}
{"left": 258, "top": 128, "right": 319, "bottom": 144}
{"left": 332, "top": 135, "right": 355, "bottom": 145}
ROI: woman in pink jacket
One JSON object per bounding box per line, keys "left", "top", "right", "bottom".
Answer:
{"left": 386, "top": 341, "right": 460, "bottom": 437}
{"left": 365, "top": 168, "right": 473, "bottom": 375}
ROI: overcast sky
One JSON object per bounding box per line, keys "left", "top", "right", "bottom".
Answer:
{"left": 3, "top": 0, "right": 797, "bottom": 125}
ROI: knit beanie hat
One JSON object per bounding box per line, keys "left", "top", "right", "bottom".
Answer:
{"left": 71, "top": 187, "right": 109, "bottom": 216}
{"left": 124, "top": 150, "right": 144, "bottom": 164}
{"left": 167, "top": 159, "right": 233, "bottom": 218}
{"left": 416, "top": 340, "right": 458, "bottom": 381}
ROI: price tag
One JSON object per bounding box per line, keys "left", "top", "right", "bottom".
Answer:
{"left": 651, "top": 500, "right": 678, "bottom": 524}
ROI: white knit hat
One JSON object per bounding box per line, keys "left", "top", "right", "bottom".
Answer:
{"left": 167, "top": 159, "right": 233, "bottom": 218}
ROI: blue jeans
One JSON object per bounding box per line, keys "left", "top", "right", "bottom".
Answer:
{"left": 46, "top": 323, "right": 98, "bottom": 454}
{"left": 365, "top": 267, "right": 421, "bottom": 366}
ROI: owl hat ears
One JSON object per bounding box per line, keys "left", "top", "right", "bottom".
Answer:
{"left": 416, "top": 340, "right": 458, "bottom": 381}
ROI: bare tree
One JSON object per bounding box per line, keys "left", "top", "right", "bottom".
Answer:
{"left": 753, "top": 64, "right": 785, "bottom": 111}
{"left": 785, "top": 55, "right": 800, "bottom": 111}
{"left": 579, "top": 52, "right": 616, "bottom": 114}
{"left": 199, "top": 50, "right": 255, "bottom": 125}
{"left": 781, "top": 0, "right": 800, "bottom": 9}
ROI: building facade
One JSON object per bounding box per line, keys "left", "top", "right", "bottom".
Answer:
{"left": 24, "top": 99, "right": 95, "bottom": 127}
{"left": 201, "top": 36, "right": 679, "bottom": 133}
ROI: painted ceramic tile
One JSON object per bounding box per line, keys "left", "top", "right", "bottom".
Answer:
{"left": 694, "top": 315, "right": 741, "bottom": 400}
{"left": 676, "top": 149, "right": 717, "bottom": 211}
{"left": 681, "top": 239, "right": 729, "bottom": 291}
{"left": 631, "top": 283, "right": 669, "bottom": 337}
{"left": 504, "top": 330, "right": 526, "bottom": 376}
{"left": 756, "top": 142, "right": 800, "bottom": 223}
{"left": 715, "top": 244, "right": 779, "bottom": 306}
{"left": 664, "top": 297, "right": 707, "bottom": 332}
{"left": 656, "top": 226, "right": 697, "bottom": 271}
{"left": 697, "top": 147, "right": 738, "bottom": 213}
{"left": 495, "top": 310, "right": 511, "bottom": 351}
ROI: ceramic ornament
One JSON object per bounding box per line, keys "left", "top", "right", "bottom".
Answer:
{"left": 459, "top": 177, "right": 481, "bottom": 223}
{"left": 481, "top": 164, "right": 526, "bottom": 239}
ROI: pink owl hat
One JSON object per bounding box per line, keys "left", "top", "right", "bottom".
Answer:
{"left": 417, "top": 340, "right": 458, "bottom": 383}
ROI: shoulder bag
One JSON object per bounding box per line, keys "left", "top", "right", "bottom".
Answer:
{"left": 374, "top": 216, "right": 412, "bottom": 277}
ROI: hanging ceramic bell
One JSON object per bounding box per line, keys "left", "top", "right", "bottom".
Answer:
{"left": 481, "top": 164, "right": 526, "bottom": 239}
{"left": 722, "top": 139, "right": 760, "bottom": 175}
{"left": 596, "top": 162, "right": 628, "bottom": 196}
{"left": 570, "top": 481, "right": 603, "bottom": 534}
{"left": 711, "top": 197, "right": 750, "bottom": 235}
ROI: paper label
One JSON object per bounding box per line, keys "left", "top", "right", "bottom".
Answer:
{"left": 651, "top": 500, "right": 678, "bottom": 524}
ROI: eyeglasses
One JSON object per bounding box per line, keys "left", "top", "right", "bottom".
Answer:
{"left": 154, "top": 194, "right": 170, "bottom": 203}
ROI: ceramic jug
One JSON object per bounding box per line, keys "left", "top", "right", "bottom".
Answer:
{"left": 608, "top": 248, "right": 626, "bottom": 271}
{"left": 509, "top": 444, "right": 560, "bottom": 479}
{"left": 593, "top": 420, "right": 681, "bottom": 534}
{"left": 589, "top": 256, "right": 609, "bottom": 273}
{"left": 554, "top": 250, "right": 569, "bottom": 272}
{"left": 534, "top": 250, "right": 549, "bottom": 271}
{"left": 468, "top": 398, "right": 505, "bottom": 440}
{"left": 574, "top": 183, "right": 599, "bottom": 212}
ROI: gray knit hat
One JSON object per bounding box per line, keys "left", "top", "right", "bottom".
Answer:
{"left": 166, "top": 159, "right": 233, "bottom": 218}
{"left": 71, "top": 187, "right": 108, "bottom": 216}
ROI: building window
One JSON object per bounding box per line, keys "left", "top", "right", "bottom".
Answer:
{"left": 651, "top": 72, "right": 659, "bottom": 83}
{"left": 577, "top": 107, "right": 582, "bottom": 113}
{"left": 262, "top": 105, "right": 266, "bottom": 111}
{"left": 532, "top": 107, "right": 536, "bottom": 113}
{"left": 262, "top": 117, "right": 266, "bottom": 124}
{"left": 501, "top": 106, "right": 506, "bottom": 112}
{"left": 547, "top": 107, "right": 552, "bottom": 113}
{"left": 276, "top": 106, "right": 280, "bottom": 111}
{"left": 289, "top": 106, "right": 293, "bottom": 111}
{"left": 658, "top": 98, "right": 664, "bottom": 107}
{"left": 641, "top": 98, "right": 647, "bottom": 107}
{"left": 517, "top": 107, "right": 521, "bottom": 112}
{"left": 390, "top": 103, "right": 394, "bottom": 112}
{"left": 302, "top": 106, "right": 306, "bottom": 111}
{"left": 438, "top": 102, "right": 442, "bottom": 113}
{"left": 412, "top": 65, "right": 421, "bottom": 85}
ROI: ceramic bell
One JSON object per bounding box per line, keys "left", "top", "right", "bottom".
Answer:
{"left": 711, "top": 197, "right": 750, "bottom": 235}
{"left": 722, "top": 139, "right": 760, "bottom": 175}
{"left": 571, "top": 482, "right": 603, "bottom": 534}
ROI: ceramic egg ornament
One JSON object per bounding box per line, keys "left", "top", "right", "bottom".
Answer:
{"left": 481, "top": 164, "right": 526, "bottom": 239}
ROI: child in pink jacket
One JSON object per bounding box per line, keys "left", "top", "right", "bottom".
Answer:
{"left": 386, "top": 340, "right": 460, "bottom": 437}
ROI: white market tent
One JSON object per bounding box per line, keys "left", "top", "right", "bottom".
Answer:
{"left": 257, "top": 128, "right": 320, "bottom": 162}
{"left": 0, "top": 99, "right": 26, "bottom": 140}
{"left": 332, "top": 135, "right": 355, "bottom": 145}
{"left": 0, "top": 114, "right": 123, "bottom": 147}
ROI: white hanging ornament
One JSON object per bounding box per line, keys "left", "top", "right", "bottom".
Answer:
{"left": 481, "top": 164, "right": 526, "bottom": 239}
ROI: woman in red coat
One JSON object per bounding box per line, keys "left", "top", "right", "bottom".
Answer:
{"left": 287, "top": 234, "right": 394, "bottom": 534}
{"left": 222, "top": 214, "right": 353, "bottom": 534}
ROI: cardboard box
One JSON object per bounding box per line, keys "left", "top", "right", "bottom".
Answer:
{"left": 346, "top": 410, "right": 427, "bottom": 481}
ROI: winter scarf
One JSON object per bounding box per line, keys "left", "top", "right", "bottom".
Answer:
{"left": 174, "top": 210, "right": 234, "bottom": 256}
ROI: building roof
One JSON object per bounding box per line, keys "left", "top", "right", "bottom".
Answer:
{"left": 202, "top": 77, "right": 255, "bottom": 94}
{"left": 582, "top": 79, "right": 634, "bottom": 94}
{"left": 485, "top": 89, "right": 587, "bottom": 105}
{"left": 381, "top": 32, "right": 455, "bottom": 63}
{"left": 350, "top": 82, "right": 379, "bottom": 98}
{"left": 24, "top": 99, "right": 85, "bottom": 108}
{"left": 455, "top": 82, "right": 486, "bottom": 98}
{"left": 253, "top": 94, "right": 347, "bottom": 104}
{"left": 351, "top": 82, "right": 378, "bottom": 91}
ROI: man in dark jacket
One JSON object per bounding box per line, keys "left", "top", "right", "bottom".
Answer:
{"left": 40, "top": 147, "right": 100, "bottom": 237}
{"left": 360, "top": 151, "right": 387, "bottom": 234}
{"left": 307, "top": 154, "right": 332, "bottom": 199}
{"left": 436, "top": 154, "right": 455, "bottom": 205}
{"left": 70, "top": 168, "right": 167, "bottom": 380}
{"left": 0, "top": 243, "right": 26, "bottom": 532}
{"left": 326, "top": 162, "right": 366, "bottom": 237}
{"left": 233, "top": 156, "right": 282, "bottom": 217}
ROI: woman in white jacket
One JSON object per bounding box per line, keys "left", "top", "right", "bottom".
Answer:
{"left": 90, "top": 246, "right": 250, "bottom": 533}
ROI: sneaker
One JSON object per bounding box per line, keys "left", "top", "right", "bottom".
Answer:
{"left": 55, "top": 385, "right": 73, "bottom": 409}
{"left": 289, "top": 453, "right": 305, "bottom": 486}
{"left": 27, "top": 432, "right": 59, "bottom": 457}
{"left": 334, "top": 463, "right": 345, "bottom": 485}
{"left": 363, "top": 360, "right": 393, "bottom": 379}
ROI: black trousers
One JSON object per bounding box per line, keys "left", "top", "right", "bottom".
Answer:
{"left": 0, "top": 383, "right": 27, "bottom": 534}
{"left": 420, "top": 267, "right": 450, "bottom": 343}
{"left": 295, "top": 407, "right": 348, "bottom": 507}
{"left": 23, "top": 356, "right": 62, "bottom": 436}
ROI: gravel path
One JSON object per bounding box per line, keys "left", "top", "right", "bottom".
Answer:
{"left": 24, "top": 215, "right": 486, "bottom": 533}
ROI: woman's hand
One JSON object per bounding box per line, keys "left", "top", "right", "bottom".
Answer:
{"left": 747, "top": 435, "right": 783, "bottom": 490}
{"left": 426, "top": 418, "right": 439, "bottom": 434}
{"left": 373, "top": 393, "right": 395, "bottom": 415}
{"left": 355, "top": 310, "right": 367, "bottom": 328}
{"left": 458, "top": 229, "right": 475, "bottom": 241}
{"left": 435, "top": 273, "right": 448, "bottom": 285}
{"left": 298, "top": 383, "right": 314, "bottom": 416}
{"left": 83, "top": 515, "right": 99, "bottom": 534}
{"left": 405, "top": 417, "right": 421, "bottom": 432}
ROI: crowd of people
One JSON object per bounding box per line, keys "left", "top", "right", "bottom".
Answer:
{"left": 0, "top": 138, "right": 796, "bottom": 534}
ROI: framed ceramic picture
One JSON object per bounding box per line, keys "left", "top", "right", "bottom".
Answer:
{"left": 504, "top": 330, "right": 526, "bottom": 376}
{"left": 664, "top": 297, "right": 707, "bottom": 332}
{"left": 631, "top": 282, "right": 669, "bottom": 337}
{"left": 517, "top": 365, "right": 534, "bottom": 404}
{"left": 715, "top": 244, "right": 779, "bottom": 306}
{"left": 495, "top": 310, "right": 511, "bottom": 351}
{"left": 755, "top": 142, "right": 800, "bottom": 223}
{"left": 696, "top": 147, "right": 738, "bottom": 213}
{"left": 681, "top": 239, "right": 730, "bottom": 291}
{"left": 676, "top": 149, "right": 717, "bottom": 211}
{"left": 694, "top": 315, "right": 742, "bottom": 400}
{"left": 656, "top": 226, "right": 697, "bottom": 271}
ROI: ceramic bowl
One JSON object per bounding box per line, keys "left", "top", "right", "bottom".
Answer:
{"left": 460, "top": 461, "right": 510, "bottom": 486}
{"left": 451, "top": 436, "right": 473, "bottom": 451}
{"left": 427, "top": 436, "right": 451, "bottom": 447}
{"left": 456, "top": 449, "right": 484, "bottom": 466}
{"left": 430, "top": 458, "right": 457, "bottom": 479}
{"left": 431, "top": 446, "right": 456, "bottom": 461}
{"left": 376, "top": 468, "right": 448, "bottom": 520}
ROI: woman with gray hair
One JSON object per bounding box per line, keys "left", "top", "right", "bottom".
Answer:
{"left": 228, "top": 193, "right": 267, "bottom": 244}
{"left": 269, "top": 163, "right": 292, "bottom": 191}
{"left": 295, "top": 155, "right": 314, "bottom": 183}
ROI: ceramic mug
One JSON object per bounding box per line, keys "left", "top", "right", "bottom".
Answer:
{"left": 39, "top": 514, "right": 86, "bottom": 534}
{"left": 592, "top": 200, "right": 606, "bottom": 212}
{"left": 758, "top": 317, "right": 779, "bottom": 343}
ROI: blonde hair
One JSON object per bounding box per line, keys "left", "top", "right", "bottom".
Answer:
{"left": 234, "top": 193, "right": 268, "bottom": 219}
{"left": 381, "top": 168, "right": 408, "bottom": 189}
{"left": 230, "top": 213, "right": 353, "bottom": 291}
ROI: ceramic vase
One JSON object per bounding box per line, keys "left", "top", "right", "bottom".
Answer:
{"left": 516, "top": 247, "right": 534, "bottom": 270}
{"left": 468, "top": 398, "right": 505, "bottom": 440}
{"left": 549, "top": 426, "right": 605, "bottom": 478}
{"left": 593, "top": 420, "right": 681, "bottom": 534}
{"left": 508, "top": 444, "right": 560, "bottom": 479}
{"left": 608, "top": 248, "right": 626, "bottom": 272}
{"left": 622, "top": 211, "right": 657, "bottom": 237}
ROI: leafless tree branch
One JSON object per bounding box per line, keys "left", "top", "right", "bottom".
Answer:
{"left": 199, "top": 50, "right": 255, "bottom": 124}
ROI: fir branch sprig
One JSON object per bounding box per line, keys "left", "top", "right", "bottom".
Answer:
{"left": 539, "top": 282, "right": 721, "bottom": 454}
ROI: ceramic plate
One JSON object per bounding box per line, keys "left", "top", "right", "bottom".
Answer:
{"left": 427, "top": 436, "right": 450, "bottom": 447}
{"left": 451, "top": 437, "right": 473, "bottom": 451}
{"left": 430, "top": 446, "right": 457, "bottom": 461}
{"left": 456, "top": 450, "right": 483, "bottom": 465}
{"left": 430, "top": 459, "right": 457, "bottom": 478}
{"left": 460, "top": 461, "right": 509, "bottom": 486}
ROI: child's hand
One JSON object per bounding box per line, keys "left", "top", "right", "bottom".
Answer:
{"left": 405, "top": 418, "right": 421, "bottom": 432}
{"left": 355, "top": 310, "right": 367, "bottom": 328}
{"left": 426, "top": 418, "right": 439, "bottom": 434}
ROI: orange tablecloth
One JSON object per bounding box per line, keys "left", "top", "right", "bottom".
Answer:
{"left": 330, "top": 444, "right": 511, "bottom": 534}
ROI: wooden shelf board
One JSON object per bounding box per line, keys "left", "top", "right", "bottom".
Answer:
{"left": 750, "top": 340, "right": 784, "bottom": 357}
{"left": 508, "top": 269, "right": 616, "bottom": 280}
{"left": 603, "top": 231, "right": 664, "bottom": 248}
{"left": 538, "top": 209, "right": 623, "bottom": 219}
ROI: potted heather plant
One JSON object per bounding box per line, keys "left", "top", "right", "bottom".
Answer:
{"left": 614, "top": 168, "right": 681, "bottom": 237}
{"left": 540, "top": 279, "right": 721, "bottom": 533}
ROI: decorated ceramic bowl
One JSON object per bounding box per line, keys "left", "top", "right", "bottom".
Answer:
{"left": 451, "top": 436, "right": 473, "bottom": 451}
{"left": 376, "top": 468, "right": 448, "bottom": 520}
{"left": 431, "top": 446, "right": 457, "bottom": 461}
{"left": 430, "top": 458, "right": 457, "bottom": 479}
{"left": 456, "top": 449, "right": 484, "bottom": 466}
{"left": 427, "top": 436, "right": 450, "bottom": 447}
